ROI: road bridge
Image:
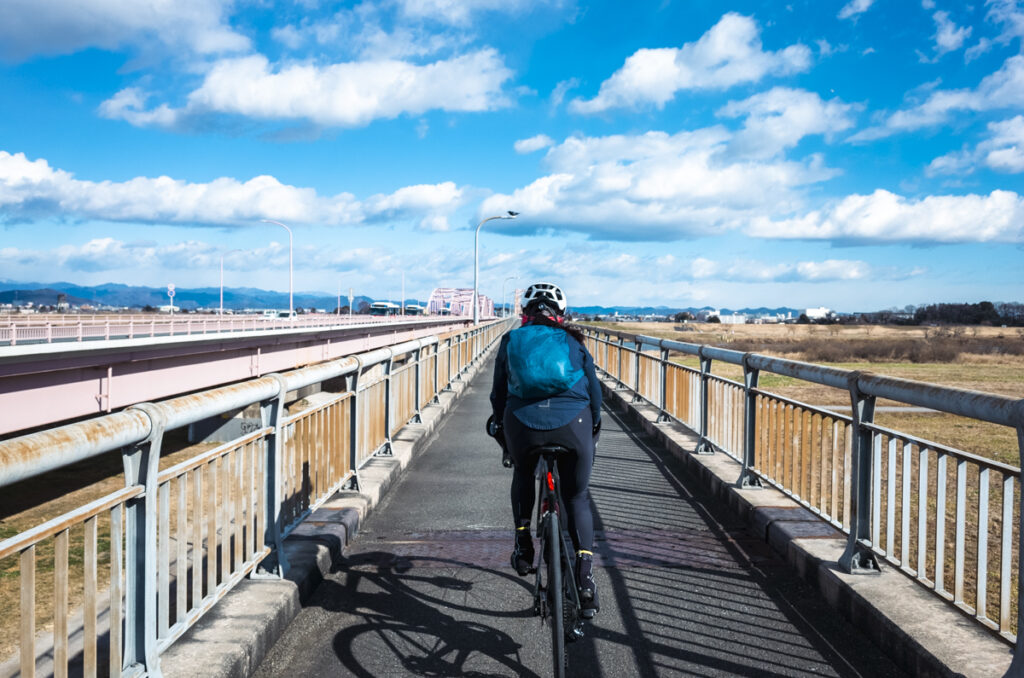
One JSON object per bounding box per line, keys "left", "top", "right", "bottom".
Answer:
{"left": 0, "top": 319, "right": 1019, "bottom": 677}
{"left": 0, "top": 315, "right": 474, "bottom": 435}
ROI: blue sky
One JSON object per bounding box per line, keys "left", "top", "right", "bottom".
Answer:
{"left": 0, "top": 0, "right": 1022, "bottom": 311}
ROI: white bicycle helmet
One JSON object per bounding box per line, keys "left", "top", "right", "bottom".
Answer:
{"left": 522, "top": 281, "right": 567, "bottom": 315}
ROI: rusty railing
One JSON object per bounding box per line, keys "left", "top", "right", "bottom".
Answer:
{"left": 581, "top": 325, "right": 1024, "bottom": 660}
{"left": 0, "top": 318, "right": 513, "bottom": 677}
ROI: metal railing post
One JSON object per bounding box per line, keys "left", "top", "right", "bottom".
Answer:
{"left": 452, "top": 335, "right": 463, "bottom": 381}
{"left": 346, "top": 367, "right": 361, "bottom": 490}
{"left": 657, "top": 344, "right": 670, "bottom": 422}
{"left": 121, "top": 402, "right": 165, "bottom": 678}
{"left": 380, "top": 354, "right": 394, "bottom": 455}
{"left": 433, "top": 343, "right": 441, "bottom": 402}
{"left": 254, "top": 374, "right": 289, "bottom": 577}
{"left": 695, "top": 347, "right": 714, "bottom": 454}
{"left": 442, "top": 337, "right": 454, "bottom": 390}
{"left": 839, "top": 372, "right": 881, "bottom": 574}
{"left": 632, "top": 341, "right": 643, "bottom": 403}
{"left": 412, "top": 347, "right": 423, "bottom": 422}
{"left": 1007, "top": 404, "right": 1024, "bottom": 675}
{"left": 738, "top": 353, "right": 763, "bottom": 488}
{"left": 615, "top": 336, "right": 626, "bottom": 389}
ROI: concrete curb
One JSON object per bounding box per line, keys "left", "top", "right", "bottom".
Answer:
{"left": 598, "top": 375, "right": 1013, "bottom": 678}
{"left": 160, "top": 348, "right": 500, "bottom": 678}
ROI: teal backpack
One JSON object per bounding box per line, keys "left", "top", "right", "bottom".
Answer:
{"left": 506, "top": 324, "right": 584, "bottom": 399}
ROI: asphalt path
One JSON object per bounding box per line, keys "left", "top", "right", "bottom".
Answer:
{"left": 253, "top": 355, "right": 906, "bottom": 677}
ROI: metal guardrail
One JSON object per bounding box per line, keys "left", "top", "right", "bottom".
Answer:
{"left": 0, "top": 317, "right": 514, "bottom": 677}
{"left": 581, "top": 326, "right": 1024, "bottom": 658}
{"left": 0, "top": 313, "right": 489, "bottom": 346}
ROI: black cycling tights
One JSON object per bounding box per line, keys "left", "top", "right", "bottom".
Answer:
{"left": 503, "top": 406, "right": 595, "bottom": 553}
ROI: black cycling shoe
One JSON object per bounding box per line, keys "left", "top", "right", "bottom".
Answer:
{"left": 511, "top": 527, "right": 534, "bottom": 576}
{"left": 576, "top": 551, "right": 599, "bottom": 618}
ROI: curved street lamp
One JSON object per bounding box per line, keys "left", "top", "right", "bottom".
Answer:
{"left": 261, "top": 219, "right": 294, "bottom": 317}
{"left": 474, "top": 211, "right": 518, "bottom": 324}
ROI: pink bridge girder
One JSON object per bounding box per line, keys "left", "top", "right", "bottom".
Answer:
{"left": 0, "top": 318, "right": 471, "bottom": 436}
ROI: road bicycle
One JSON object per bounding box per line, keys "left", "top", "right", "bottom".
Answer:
{"left": 529, "top": 443, "right": 586, "bottom": 678}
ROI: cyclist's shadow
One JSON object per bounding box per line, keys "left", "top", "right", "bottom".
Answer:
{"left": 318, "top": 550, "right": 543, "bottom": 678}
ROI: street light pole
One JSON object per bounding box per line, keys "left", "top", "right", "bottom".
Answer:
{"left": 474, "top": 211, "right": 518, "bottom": 325}
{"left": 261, "top": 219, "right": 294, "bottom": 317}
{"left": 502, "top": 274, "right": 519, "bottom": 318}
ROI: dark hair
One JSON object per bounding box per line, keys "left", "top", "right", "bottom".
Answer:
{"left": 526, "top": 312, "right": 585, "bottom": 344}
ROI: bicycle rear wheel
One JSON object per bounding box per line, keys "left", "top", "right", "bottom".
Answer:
{"left": 546, "top": 513, "right": 566, "bottom": 678}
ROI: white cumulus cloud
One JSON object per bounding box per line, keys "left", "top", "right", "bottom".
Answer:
{"left": 927, "top": 115, "right": 1024, "bottom": 175}
{"left": 851, "top": 55, "right": 1024, "bottom": 140}
{"left": 514, "top": 135, "right": 555, "bottom": 154}
{"left": 101, "top": 50, "right": 514, "bottom": 129}
{"left": 569, "top": 13, "right": 811, "bottom": 114}
{"left": 838, "top": 0, "right": 875, "bottom": 20}
{"left": 0, "top": 151, "right": 464, "bottom": 230}
{"left": 747, "top": 189, "right": 1024, "bottom": 242}
{"left": 690, "top": 257, "right": 872, "bottom": 282}
{"left": 395, "top": 0, "right": 567, "bottom": 26}
{"left": 479, "top": 127, "right": 839, "bottom": 241}
{"left": 931, "top": 11, "right": 972, "bottom": 56}
{"left": 718, "top": 87, "right": 858, "bottom": 158}
{"left": 0, "top": 0, "right": 248, "bottom": 61}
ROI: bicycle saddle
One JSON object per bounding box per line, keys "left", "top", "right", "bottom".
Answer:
{"left": 533, "top": 443, "right": 572, "bottom": 456}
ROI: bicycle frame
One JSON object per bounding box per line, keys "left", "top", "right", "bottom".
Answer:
{"left": 532, "top": 450, "right": 585, "bottom": 675}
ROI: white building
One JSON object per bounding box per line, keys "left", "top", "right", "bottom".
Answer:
{"left": 805, "top": 307, "right": 833, "bottom": 320}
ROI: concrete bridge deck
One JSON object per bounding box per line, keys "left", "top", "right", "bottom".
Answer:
{"left": 244, "top": 356, "right": 906, "bottom": 678}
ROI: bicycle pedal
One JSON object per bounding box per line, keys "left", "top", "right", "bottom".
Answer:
{"left": 566, "top": 624, "right": 585, "bottom": 643}
{"left": 580, "top": 609, "right": 596, "bottom": 620}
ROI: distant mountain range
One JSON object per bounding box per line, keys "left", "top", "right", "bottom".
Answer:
{"left": 0, "top": 280, "right": 805, "bottom": 316}
{"left": 0, "top": 280, "right": 390, "bottom": 311}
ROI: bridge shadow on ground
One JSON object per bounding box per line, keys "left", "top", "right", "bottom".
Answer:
{"left": 252, "top": 374, "right": 906, "bottom": 678}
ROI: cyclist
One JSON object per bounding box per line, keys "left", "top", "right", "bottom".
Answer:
{"left": 489, "top": 282, "right": 602, "bottom": 617}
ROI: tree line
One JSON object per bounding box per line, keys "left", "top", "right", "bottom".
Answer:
{"left": 865, "top": 301, "right": 1024, "bottom": 326}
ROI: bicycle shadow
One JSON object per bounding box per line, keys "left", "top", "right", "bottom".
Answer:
{"left": 583, "top": 407, "right": 905, "bottom": 677}
{"left": 313, "top": 550, "right": 547, "bottom": 677}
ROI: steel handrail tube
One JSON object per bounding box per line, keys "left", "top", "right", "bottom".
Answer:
{"left": 582, "top": 325, "right": 1024, "bottom": 427}
{"left": 746, "top": 354, "right": 852, "bottom": 390}
{"left": 856, "top": 372, "right": 1019, "bottom": 428}
{"left": 0, "top": 410, "right": 152, "bottom": 487}
{"left": 147, "top": 377, "right": 281, "bottom": 432}
{"left": 698, "top": 344, "right": 745, "bottom": 364}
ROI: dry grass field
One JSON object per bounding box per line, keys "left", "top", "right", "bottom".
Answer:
{"left": 584, "top": 321, "right": 1024, "bottom": 465}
